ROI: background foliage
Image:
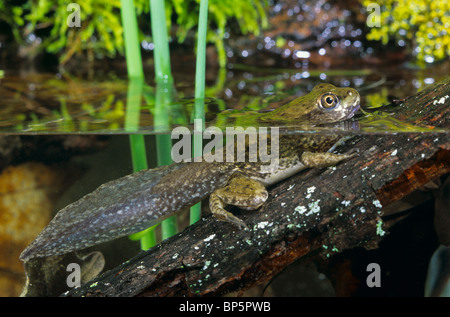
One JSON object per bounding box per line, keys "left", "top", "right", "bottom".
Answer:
{"left": 362, "top": 0, "right": 450, "bottom": 64}
{"left": 0, "top": 0, "right": 267, "bottom": 66}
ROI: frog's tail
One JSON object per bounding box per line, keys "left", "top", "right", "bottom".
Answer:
{"left": 19, "top": 163, "right": 185, "bottom": 261}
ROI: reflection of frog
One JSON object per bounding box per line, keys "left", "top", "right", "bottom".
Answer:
{"left": 20, "top": 84, "right": 360, "bottom": 261}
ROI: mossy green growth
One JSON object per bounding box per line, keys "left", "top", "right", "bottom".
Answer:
{"left": 362, "top": 0, "right": 450, "bottom": 65}
{"left": 1, "top": 0, "right": 267, "bottom": 66}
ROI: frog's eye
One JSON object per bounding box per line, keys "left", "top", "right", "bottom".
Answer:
{"left": 319, "top": 93, "right": 340, "bottom": 110}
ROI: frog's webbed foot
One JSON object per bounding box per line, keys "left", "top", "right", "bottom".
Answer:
{"left": 301, "top": 136, "right": 359, "bottom": 168}
{"left": 209, "top": 174, "right": 268, "bottom": 230}
{"left": 301, "top": 150, "right": 357, "bottom": 169}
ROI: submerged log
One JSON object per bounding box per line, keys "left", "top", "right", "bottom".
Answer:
{"left": 63, "top": 78, "right": 449, "bottom": 297}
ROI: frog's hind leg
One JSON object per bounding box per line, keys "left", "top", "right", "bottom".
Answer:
{"left": 326, "top": 135, "right": 355, "bottom": 153}
{"left": 301, "top": 149, "right": 357, "bottom": 169}
{"left": 209, "top": 174, "right": 268, "bottom": 229}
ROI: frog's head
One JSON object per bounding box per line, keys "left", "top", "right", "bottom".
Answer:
{"left": 268, "top": 83, "right": 360, "bottom": 124}
{"left": 306, "top": 83, "right": 360, "bottom": 124}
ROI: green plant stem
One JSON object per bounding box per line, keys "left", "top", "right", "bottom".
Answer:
{"left": 194, "top": 0, "right": 208, "bottom": 104}
{"left": 190, "top": 0, "right": 208, "bottom": 225}
{"left": 150, "top": 0, "right": 178, "bottom": 239}
{"left": 129, "top": 134, "right": 148, "bottom": 170}
{"left": 121, "top": 0, "right": 156, "bottom": 250}
{"left": 126, "top": 82, "right": 156, "bottom": 250}
{"left": 150, "top": 0, "right": 174, "bottom": 86}
{"left": 120, "top": 0, "right": 144, "bottom": 79}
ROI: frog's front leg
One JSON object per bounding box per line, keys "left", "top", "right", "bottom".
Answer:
{"left": 209, "top": 174, "right": 268, "bottom": 229}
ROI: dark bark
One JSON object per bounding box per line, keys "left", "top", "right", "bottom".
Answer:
{"left": 65, "top": 77, "right": 450, "bottom": 297}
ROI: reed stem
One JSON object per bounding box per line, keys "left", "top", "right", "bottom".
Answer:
{"left": 190, "top": 0, "right": 209, "bottom": 225}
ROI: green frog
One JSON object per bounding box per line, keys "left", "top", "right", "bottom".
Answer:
{"left": 20, "top": 84, "right": 360, "bottom": 261}
{"left": 215, "top": 83, "right": 360, "bottom": 127}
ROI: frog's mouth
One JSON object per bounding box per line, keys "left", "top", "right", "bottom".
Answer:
{"left": 346, "top": 103, "right": 360, "bottom": 119}
{"left": 343, "top": 92, "right": 361, "bottom": 120}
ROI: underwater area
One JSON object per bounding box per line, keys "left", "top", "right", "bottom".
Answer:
{"left": 0, "top": 0, "right": 449, "bottom": 298}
